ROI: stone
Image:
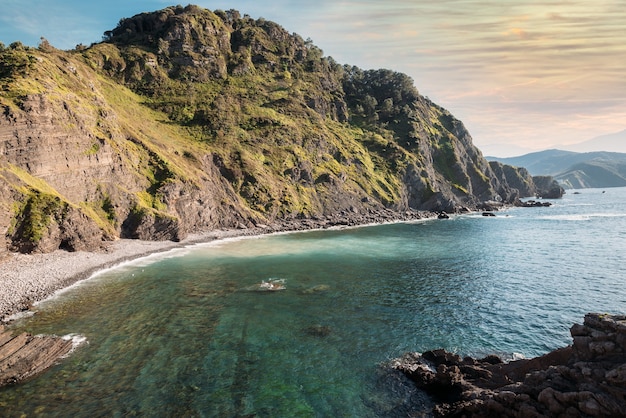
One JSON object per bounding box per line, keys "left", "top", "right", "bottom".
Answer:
{"left": 391, "top": 313, "right": 626, "bottom": 417}
{"left": 0, "top": 327, "right": 74, "bottom": 388}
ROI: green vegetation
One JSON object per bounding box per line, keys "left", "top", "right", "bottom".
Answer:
{"left": 12, "top": 190, "right": 66, "bottom": 244}
{"left": 0, "top": 4, "right": 524, "bottom": 251}
{"left": 90, "top": 16, "right": 428, "bottom": 213}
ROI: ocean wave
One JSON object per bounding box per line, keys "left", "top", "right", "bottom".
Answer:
{"left": 61, "top": 333, "right": 89, "bottom": 356}
{"left": 538, "top": 213, "right": 626, "bottom": 221}
{"left": 3, "top": 310, "right": 36, "bottom": 323}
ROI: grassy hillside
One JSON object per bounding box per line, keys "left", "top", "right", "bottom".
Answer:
{"left": 0, "top": 5, "right": 548, "bottom": 253}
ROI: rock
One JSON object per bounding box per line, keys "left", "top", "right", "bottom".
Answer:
{"left": 302, "top": 284, "right": 330, "bottom": 294}
{"left": 517, "top": 200, "right": 553, "bottom": 208}
{"left": 303, "top": 324, "right": 331, "bottom": 337}
{"left": 0, "top": 325, "right": 75, "bottom": 388}
{"left": 533, "top": 176, "right": 565, "bottom": 199}
{"left": 391, "top": 313, "right": 626, "bottom": 417}
{"left": 606, "top": 364, "right": 626, "bottom": 386}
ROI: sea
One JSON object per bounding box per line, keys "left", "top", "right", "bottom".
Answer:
{"left": 1, "top": 187, "right": 625, "bottom": 417}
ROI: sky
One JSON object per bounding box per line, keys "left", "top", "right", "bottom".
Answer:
{"left": 1, "top": 1, "right": 625, "bottom": 157}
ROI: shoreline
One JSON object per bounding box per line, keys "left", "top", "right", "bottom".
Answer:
{"left": 1, "top": 210, "right": 436, "bottom": 323}
{"left": 392, "top": 313, "right": 626, "bottom": 416}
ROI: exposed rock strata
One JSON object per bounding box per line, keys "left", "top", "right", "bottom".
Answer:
{"left": 533, "top": 175, "right": 566, "bottom": 199}
{"left": 392, "top": 313, "right": 626, "bottom": 417}
{"left": 0, "top": 325, "right": 74, "bottom": 387}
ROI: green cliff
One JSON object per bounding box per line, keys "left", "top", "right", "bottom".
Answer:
{"left": 0, "top": 5, "right": 556, "bottom": 254}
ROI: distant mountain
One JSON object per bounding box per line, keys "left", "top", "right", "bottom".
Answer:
{"left": 556, "top": 160, "right": 626, "bottom": 189}
{"left": 487, "top": 150, "right": 626, "bottom": 189}
{"left": 561, "top": 129, "right": 626, "bottom": 154}
{"left": 488, "top": 149, "right": 581, "bottom": 176}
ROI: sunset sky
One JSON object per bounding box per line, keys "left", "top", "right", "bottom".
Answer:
{"left": 1, "top": 0, "right": 625, "bottom": 156}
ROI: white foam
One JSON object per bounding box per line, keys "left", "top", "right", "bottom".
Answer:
{"left": 43, "top": 246, "right": 197, "bottom": 302}
{"left": 61, "top": 333, "right": 89, "bottom": 356}
{"left": 538, "top": 212, "right": 626, "bottom": 222}
{"left": 3, "top": 310, "right": 36, "bottom": 323}
{"left": 539, "top": 214, "right": 592, "bottom": 221}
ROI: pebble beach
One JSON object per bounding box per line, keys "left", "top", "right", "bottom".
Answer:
{"left": 0, "top": 230, "right": 254, "bottom": 322}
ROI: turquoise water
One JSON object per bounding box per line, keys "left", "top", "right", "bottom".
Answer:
{"left": 2, "top": 187, "right": 626, "bottom": 417}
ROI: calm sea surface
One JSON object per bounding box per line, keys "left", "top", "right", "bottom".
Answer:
{"left": 2, "top": 187, "right": 625, "bottom": 416}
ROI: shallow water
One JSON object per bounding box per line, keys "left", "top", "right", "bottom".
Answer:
{"left": 2, "top": 187, "right": 626, "bottom": 416}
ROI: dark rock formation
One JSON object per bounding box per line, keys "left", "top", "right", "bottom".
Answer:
{"left": 391, "top": 313, "right": 626, "bottom": 417}
{"left": 0, "top": 325, "right": 74, "bottom": 387}
{"left": 533, "top": 175, "right": 565, "bottom": 199}
{"left": 517, "top": 200, "right": 552, "bottom": 208}
{"left": 489, "top": 161, "right": 564, "bottom": 201}
{"left": 489, "top": 161, "right": 536, "bottom": 201}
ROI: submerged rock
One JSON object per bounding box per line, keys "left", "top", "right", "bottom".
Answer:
{"left": 391, "top": 313, "right": 626, "bottom": 417}
{"left": 302, "top": 284, "right": 330, "bottom": 294}
{"left": 244, "top": 278, "right": 286, "bottom": 292}
{"left": 304, "top": 324, "right": 332, "bottom": 337}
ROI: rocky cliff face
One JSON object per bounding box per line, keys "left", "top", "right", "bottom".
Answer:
{"left": 0, "top": 49, "right": 253, "bottom": 255}
{"left": 0, "top": 5, "right": 559, "bottom": 255}
{"left": 488, "top": 162, "right": 564, "bottom": 200}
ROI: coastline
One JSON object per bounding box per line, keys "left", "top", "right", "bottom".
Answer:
{"left": 391, "top": 312, "right": 626, "bottom": 416}
{"left": 0, "top": 230, "right": 225, "bottom": 322}
{"left": 1, "top": 210, "right": 435, "bottom": 323}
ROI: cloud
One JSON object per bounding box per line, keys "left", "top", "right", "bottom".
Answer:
{"left": 505, "top": 27, "right": 530, "bottom": 39}
{"left": 1, "top": 0, "right": 624, "bottom": 150}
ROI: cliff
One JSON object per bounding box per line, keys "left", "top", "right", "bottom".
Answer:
{"left": 0, "top": 5, "right": 561, "bottom": 255}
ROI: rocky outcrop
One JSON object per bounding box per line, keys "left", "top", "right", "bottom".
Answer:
{"left": 392, "top": 313, "right": 626, "bottom": 417}
{"left": 533, "top": 175, "right": 566, "bottom": 199}
{"left": 489, "top": 161, "right": 536, "bottom": 199}
{"left": 0, "top": 325, "right": 74, "bottom": 387}
{"left": 517, "top": 200, "right": 552, "bottom": 208}
{"left": 489, "top": 161, "right": 564, "bottom": 201}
